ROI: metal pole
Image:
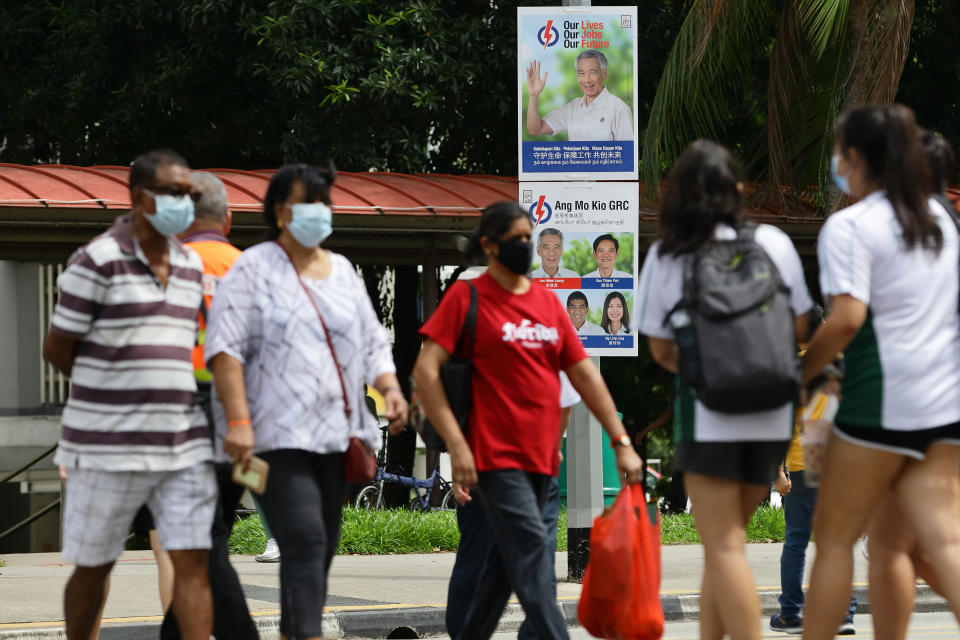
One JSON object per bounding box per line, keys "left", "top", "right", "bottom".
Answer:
{"left": 566, "top": 355, "right": 603, "bottom": 581}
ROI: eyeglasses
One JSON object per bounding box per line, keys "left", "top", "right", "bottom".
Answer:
{"left": 142, "top": 187, "right": 202, "bottom": 202}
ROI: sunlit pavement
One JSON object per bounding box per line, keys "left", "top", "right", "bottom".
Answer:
{"left": 460, "top": 612, "right": 960, "bottom": 640}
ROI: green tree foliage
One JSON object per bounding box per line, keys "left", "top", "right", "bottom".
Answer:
{"left": 0, "top": 0, "right": 687, "bottom": 172}
{"left": 897, "top": 0, "right": 960, "bottom": 176}
{"left": 562, "top": 238, "right": 596, "bottom": 275}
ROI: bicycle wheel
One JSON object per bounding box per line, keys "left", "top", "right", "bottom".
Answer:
{"left": 355, "top": 485, "right": 381, "bottom": 510}
{"left": 440, "top": 488, "right": 457, "bottom": 511}
{"left": 409, "top": 495, "right": 427, "bottom": 512}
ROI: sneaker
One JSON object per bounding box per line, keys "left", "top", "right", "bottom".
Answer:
{"left": 255, "top": 538, "right": 280, "bottom": 563}
{"left": 837, "top": 615, "right": 855, "bottom": 635}
{"left": 770, "top": 614, "right": 803, "bottom": 634}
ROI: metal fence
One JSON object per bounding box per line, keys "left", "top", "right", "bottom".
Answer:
{"left": 38, "top": 263, "right": 68, "bottom": 405}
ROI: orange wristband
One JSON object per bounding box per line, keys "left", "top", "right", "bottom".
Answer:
{"left": 227, "top": 418, "right": 251, "bottom": 428}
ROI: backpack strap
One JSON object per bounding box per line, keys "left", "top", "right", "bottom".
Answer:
{"left": 735, "top": 222, "right": 758, "bottom": 243}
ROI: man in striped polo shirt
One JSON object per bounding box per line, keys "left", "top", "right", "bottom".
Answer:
{"left": 43, "top": 149, "right": 217, "bottom": 640}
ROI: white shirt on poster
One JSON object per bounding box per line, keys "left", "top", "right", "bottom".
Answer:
{"left": 605, "top": 324, "right": 631, "bottom": 335}
{"left": 543, "top": 87, "right": 633, "bottom": 142}
{"left": 575, "top": 320, "right": 605, "bottom": 335}
{"left": 583, "top": 268, "right": 632, "bottom": 279}
{"left": 632, "top": 224, "right": 813, "bottom": 442}
{"left": 530, "top": 266, "right": 580, "bottom": 278}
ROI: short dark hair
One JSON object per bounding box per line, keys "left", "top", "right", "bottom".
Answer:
{"left": 128, "top": 149, "right": 189, "bottom": 196}
{"left": 263, "top": 163, "right": 336, "bottom": 240}
{"left": 658, "top": 139, "right": 743, "bottom": 256}
{"left": 592, "top": 234, "right": 619, "bottom": 252}
{"left": 465, "top": 201, "right": 530, "bottom": 265}
{"left": 566, "top": 291, "right": 588, "bottom": 308}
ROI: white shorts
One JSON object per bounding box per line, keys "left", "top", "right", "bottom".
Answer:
{"left": 62, "top": 462, "right": 217, "bottom": 567}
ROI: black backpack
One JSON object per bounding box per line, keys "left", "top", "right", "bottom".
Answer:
{"left": 663, "top": 225, "right": 800, "bottom": 414}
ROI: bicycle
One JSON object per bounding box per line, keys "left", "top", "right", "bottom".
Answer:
{"left": 355, "top": 427, "right": 456, "bottom": 511}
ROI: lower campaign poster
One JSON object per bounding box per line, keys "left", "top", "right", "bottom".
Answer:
{"left": 521, "top": 182, "right": 639, "bottom": 357}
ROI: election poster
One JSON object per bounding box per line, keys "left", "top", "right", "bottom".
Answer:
{"left": 517, "top": 6, "right": 639, "bottom": 181}
{"left": 521, "top": 182, "right": 639, "bottom": 357}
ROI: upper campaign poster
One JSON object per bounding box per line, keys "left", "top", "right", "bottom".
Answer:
{"left": 517, "top": 6, "right": 639, "bottom": 181}
{"left": 521, "top": 182, "right": 639, "bottom": 357}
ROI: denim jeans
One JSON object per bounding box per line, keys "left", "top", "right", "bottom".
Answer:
{"left": 778, "top": 470, "right": 857, "bottom": 619}
{"left": 446, "top": 472, "right": 567, "bottom": 640}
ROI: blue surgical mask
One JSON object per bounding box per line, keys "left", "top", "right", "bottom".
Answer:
{"left": 830, "top": 155, "right": 853, "bottom": 195}
{"left": 142, "top": 190, "right": 196, "bottom": 237}
{"left": 286, "top": 202, "right": 333, "bottom": 248}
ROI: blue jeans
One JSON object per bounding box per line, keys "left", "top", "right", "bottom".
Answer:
{"left": 445, "top": 475, "right": 563, "bottom": 640}
{"left": 778, "top": 470, "right": 857, "bottom": 620}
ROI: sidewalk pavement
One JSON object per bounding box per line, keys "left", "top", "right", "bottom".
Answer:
{"left": 0, "top": 543, "right": 945, "bottom": 639}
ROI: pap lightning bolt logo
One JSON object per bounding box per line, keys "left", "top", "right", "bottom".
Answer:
{"left": 528, "top": 196, "right": 552, "bottom": 225}
{"left": 535, "top": 195, "right": 548, "bottom": 224}
{"left": 537, "top": 21, "right": 559, "bottom": 48}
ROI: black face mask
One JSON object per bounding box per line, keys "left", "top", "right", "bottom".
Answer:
{"left": 496, "top": 239, "right": 534, "bottom": 275}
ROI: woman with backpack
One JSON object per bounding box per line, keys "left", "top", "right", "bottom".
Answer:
{"left": 634, "top": 140, "right": 813, "bottom": 640}
{"left": 800, "top": 105, "right": 960, "bottom": 640}
{"left": 414, "top": 201, "right": 643, "bottom": 640}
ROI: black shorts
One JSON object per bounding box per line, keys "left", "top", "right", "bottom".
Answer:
{"left": 674, "top": 440, "right": 790, "bottom": 485}
{"left": 834, "top": 422, "right": 960, "bottom": 459}
{"left": 132, "top": 505, "right": 155, "bottom": 537}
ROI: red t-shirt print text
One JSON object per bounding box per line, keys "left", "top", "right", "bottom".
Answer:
{"left": 501, "top": 318, "right": 560, "bottom": 349}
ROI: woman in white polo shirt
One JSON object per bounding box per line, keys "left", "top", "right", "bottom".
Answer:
{"left": 634, "top": 140, "right": 812, "bottom": 640}
{"left": 800, "top": 104, "right": 960, "bottom": 639}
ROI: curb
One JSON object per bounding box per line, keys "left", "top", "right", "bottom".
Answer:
{"left": 0, "top": 585, "right": 946, "bottom": 639}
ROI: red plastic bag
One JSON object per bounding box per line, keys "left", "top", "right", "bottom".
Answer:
{"left": 577, "top": 484, "right": 664, "bottom": 640}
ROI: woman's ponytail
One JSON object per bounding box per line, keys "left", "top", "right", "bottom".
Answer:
{"left": 837, "top": 105, "right": 941, "bottom": 252}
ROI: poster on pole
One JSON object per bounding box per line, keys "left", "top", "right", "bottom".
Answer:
{"left": 521, "top": 181, "right": 639, "bottom": 356}
{"left": 517, "top": 6, "right": 639, "bottom": 181}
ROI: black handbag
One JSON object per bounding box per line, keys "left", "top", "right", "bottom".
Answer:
{"left": 422, "top": 281, "right": 477, "bottom": 452}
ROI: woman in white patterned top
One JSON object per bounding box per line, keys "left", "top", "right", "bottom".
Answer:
{"left": 205, "top": 164, "right": 409, "bottom": 640}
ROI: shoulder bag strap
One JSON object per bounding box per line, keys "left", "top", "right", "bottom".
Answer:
{"left": 275, "top": 241, "right": 352, "bottom": 419}
{"left": 453, "top": 281, "right": 478, "bottom": 358}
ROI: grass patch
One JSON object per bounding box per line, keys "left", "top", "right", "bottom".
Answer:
{"left": 659, "top": 504, "right": 786, "bottom": 545}
{"left": 230, "top": 513, "right": 269, "bottom": 555}
{"left": 338, "top": 508, "right": 460, "bottom": 554}
{"left": 659, "top": 512, "right": 701, "bottom": 544}
{"left": 227, "top": 505, "right": 787, "bottom": 555}
{"left": 746, "top": 504, "right": 786, "bottom": 543}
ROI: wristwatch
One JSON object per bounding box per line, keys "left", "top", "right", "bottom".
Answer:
{"left": 611, "top": 434, "right": 632, "bottom": 448}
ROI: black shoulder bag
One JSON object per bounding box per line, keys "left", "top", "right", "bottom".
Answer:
{"left": 421, "top": 281, "right": 477, "bottom": 452}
